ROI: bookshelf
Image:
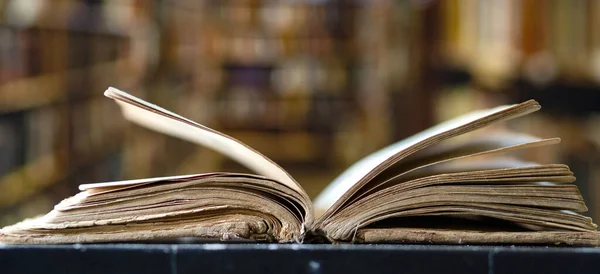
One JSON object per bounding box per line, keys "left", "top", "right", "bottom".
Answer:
{"left": 0, "top": 0, "right": 519, "bottom": 225}
{"left": 144, "top": 0, "right": 422, "bottom": 196}
{"left": 432, "top": 0, "right": 600, "bottom": 222}
{"left": 0, "top": 0, "right": 134, "bottom": 225}
{"left": 2, "top": 0, "right": 599, "bottom": 228}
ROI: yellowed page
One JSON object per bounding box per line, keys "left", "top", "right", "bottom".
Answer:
{"left": 313, "top": 100, "right": 540, "bottom": 224}
{"left": 79, "top": 87, "right": 308, "bottom": 200}
{"left": 313, "top": 102, "right": 538, "bottom": 212}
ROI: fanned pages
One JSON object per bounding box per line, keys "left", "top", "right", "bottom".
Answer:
{"left": 1, "top": 87, "right": 598, "bottom": 246}
{"left": 313, "top": 100, "right": 541, "bottom": 223}
{"left": 101, "top": 88, "right": 309, "bottom": 200}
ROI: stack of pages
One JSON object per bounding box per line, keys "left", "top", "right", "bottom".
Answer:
{"left": 1, "top": 87, "right": 598, "bottom": 245}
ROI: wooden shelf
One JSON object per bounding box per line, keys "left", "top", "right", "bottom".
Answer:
{"left": 0, "top": 150, "right": 67, "bottom": 208}
{"left": 225, "top": 130, "right": 330, "bottom": 161}
{"left": 0, "top": 1, "right": 130, "bottom": 37}
{"left": 0, "top": 23, "right": 129, "bottom": 38}
{"left": 0, "top": 136, "right": 122, "bottom": 208}
{"left": 0, "top": 59, "right": 128, "bottom": 113}
{"left": 0, "top": 73, "right": 65, "bottom": 113}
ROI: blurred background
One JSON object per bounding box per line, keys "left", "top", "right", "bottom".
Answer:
{"left": 1, "top": 0, "right": 600, "bottom": 226}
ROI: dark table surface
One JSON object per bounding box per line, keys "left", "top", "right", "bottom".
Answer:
{"left": 1, "top": 243, "right": 600, "bottom": 274}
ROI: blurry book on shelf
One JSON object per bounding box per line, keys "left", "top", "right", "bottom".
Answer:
{"left": 25, "top": 105, "right": 66, "bottom": 164}
{"left": 1, "top": 87, "right": 599, "bottom": 246}
{"left": 0, "top": 114, "right": 25, "bottom": 176}
{"left": 0, "top": 0, "right": 135, "bottom": 228}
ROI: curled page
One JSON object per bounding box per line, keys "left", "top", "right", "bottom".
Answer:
{"left": 313, "top": 101, "right": 541, "bottom": 216}
{"left": 79, "top": 87, "right": 307, "bottom": 197}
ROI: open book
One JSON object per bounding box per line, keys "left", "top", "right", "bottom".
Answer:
{"left": 1, "top": 87, "right": 599, "bottom": 245}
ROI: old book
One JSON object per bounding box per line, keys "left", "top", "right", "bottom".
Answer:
{"left": 1, "top": 87, "right": 599, "bottom": 245}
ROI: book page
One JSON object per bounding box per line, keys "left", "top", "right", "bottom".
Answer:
{"left": 78, "top": 173, "right": 221, "bottom": 196}
{"left": 5, "top": 174, "right": 307, "bottom": 243}
{"left": 313, "top": 100, "right": 540, "bottom": 218}
{"left": 79, "top": 87, "right": 307, "bottom": 198}
{"left": 339, "top": 135, "right": 561, "bottom": 207}
{"left": 80, "top": 173, "right": 218, "bottom": 190}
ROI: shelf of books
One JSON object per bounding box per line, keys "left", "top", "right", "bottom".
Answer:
{"left": 152, "top": 0, "right": 423, "bottom": 198}
{"left": 0, "top": 0, "right": 134, "bottom": 225}
{"left": 0, "top": 1, "right": 420, "bottom": 224}
{"left": 433, "top": 0, "right": 600, "bottom": 221}
{"left": 2, "top": 0, "right": 600, "bottom": 228}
